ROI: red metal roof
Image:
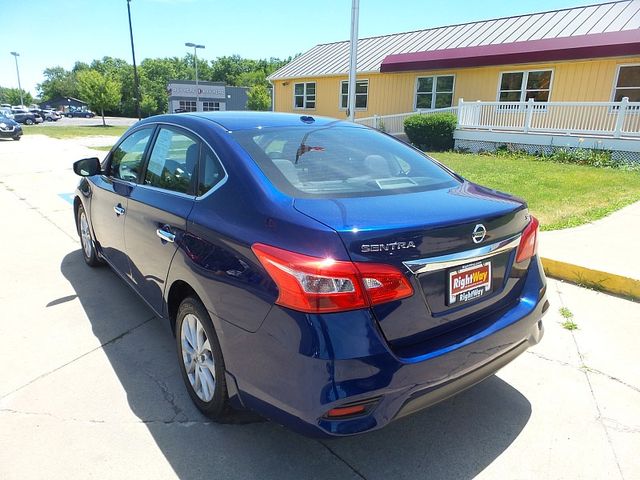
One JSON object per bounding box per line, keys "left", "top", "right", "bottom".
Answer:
{"left": 380, "top": 30, "right": 640, "bottom": 72}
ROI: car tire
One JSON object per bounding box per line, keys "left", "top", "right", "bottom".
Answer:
{"left": 66, "top": 114, "right": 72, "bottom": 118}
{"left": 25, "top": 118, "right": 34, "bottom": 125}
{"left": 76, "top": 204, "right": 102, "bottom": 267}
{"left": 176, "top": 296, "right": 235, "bottom": 421}
{"left": 12, "top": 136, "right": 20, "bottom": 141}
{"left": 85, "top": 114, "right": 91, "bottom": 118}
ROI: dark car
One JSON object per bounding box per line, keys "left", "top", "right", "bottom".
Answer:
{"left": 28, "top": 108, "right": 47, "bottom": 122}
{"left": 72, "top": 112, "right": 547, "bottom": 437}
{"left": 10, "top": 109, "right": 38, "bottom": 125}
{"left": 0, "top": 113, "right": 22, "bottom": 140}
{"left": 66, "top": 110, "right": 95, "bottom": 118}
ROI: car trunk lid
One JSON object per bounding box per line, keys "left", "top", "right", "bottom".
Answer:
{"left": 294, "top": 182, "right": 530, "bottom": 348}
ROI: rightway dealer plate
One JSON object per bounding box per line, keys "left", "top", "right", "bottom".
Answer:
{"left": 448, "top": 260, "right": 492, "bottom": 305}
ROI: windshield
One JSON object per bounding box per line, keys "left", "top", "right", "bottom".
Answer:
{"left": 230, "top": 125, "right": 459, "bottom": 198}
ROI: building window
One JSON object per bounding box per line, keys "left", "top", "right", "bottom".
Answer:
{"left": 498, "top": 70, "right": 552, "bottom": 102}
{"left": 294, "top": 82, "right": 316, "bottom": 109}
{"left": 179, "top": 100, "right": 197, "bottom": 112}
{"left": 340, "top": 80, "right": 368, "bottom": 109}
{"left": 415, "top": 75, "right": 455, "bottom": 109}
{"left": 203, "top": 101, "right": 220, "bottom": 111}
{"left": 613, "top": 65, "right": 640, "bottom": 102}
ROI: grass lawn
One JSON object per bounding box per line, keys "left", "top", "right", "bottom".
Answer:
{"left": 431, "top": 151, "right": 640, "bottom": 231}
{"left": 22, "top": 125, "right": 128, "bottom": 139}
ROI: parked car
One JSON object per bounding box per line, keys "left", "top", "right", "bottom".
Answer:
{"left": 72, "top": 112, "right": 547, "bottom": 437}
{"left": 66, "top": 110, "right": 95, "bottom": 118}
{"left": 28, "top": 108, "right": 46, "bottom": 123}
{"left": 42, "top": 109, "right": 61, "bottom": 121}
{"left": 10, "top": 109, "right": 37, "bottom": 125}
{"left": 0, "top": 112, "right": 23, "bottom": 140}
{"left": 0, "top": 108, "right": 14, "bottom": 119}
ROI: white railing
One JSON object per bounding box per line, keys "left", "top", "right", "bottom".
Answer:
{"left": 356, "top": 107, "right": 458, "bottom": 134}
{"left": 457, "top": 97, "right": 640, "bottom": 138}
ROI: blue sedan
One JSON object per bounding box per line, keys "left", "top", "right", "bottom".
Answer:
{"left": 72, "top": 112, "right": 547, "bottom": 437}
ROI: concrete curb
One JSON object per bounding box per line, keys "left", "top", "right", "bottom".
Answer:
{"left": 541, "top": 257, "right": 640, "bottom": 301}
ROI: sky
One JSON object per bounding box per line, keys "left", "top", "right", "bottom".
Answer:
{"left": 2, "top": 0, "right": 596, "bottom": 96}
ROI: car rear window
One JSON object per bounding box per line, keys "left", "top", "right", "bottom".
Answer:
{"left": 230, "top": 124, "right": 459, "bottom": 198}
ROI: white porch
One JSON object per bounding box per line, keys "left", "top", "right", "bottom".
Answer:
{"left": 356, "top": 98, "right": 640, "bottom": 160}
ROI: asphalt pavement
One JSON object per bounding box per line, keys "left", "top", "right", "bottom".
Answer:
{"left": 34, "top": 115, "right": 139, "bottom": 127}
{"left": 0, "top": 135, "right": 638, "bottom": 480}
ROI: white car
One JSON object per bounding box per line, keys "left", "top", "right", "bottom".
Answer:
{"left": 42, "top": 109, "right": 61, "bottom": 122}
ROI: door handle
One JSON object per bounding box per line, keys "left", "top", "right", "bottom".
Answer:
{"left": 156, "top": 227, "right": 175, "bottom": 243}
{"left": 113, "top": 204, "right": 125, "bottom": 216}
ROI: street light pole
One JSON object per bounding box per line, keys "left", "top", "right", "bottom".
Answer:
{"left": 346, "top": 0, "right": 360, "bottom": 122}
{"left": 185, "top": 42, "right": 205, "bottom": 111}
{"left": 10, "top": 52, "right": 24, "bottom": 107}
{"left": 126, "top": 0, "right": 142, "bottom": 120}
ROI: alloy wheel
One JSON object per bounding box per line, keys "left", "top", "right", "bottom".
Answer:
{"left": 181, "top": 313, "right": 216, "bottom": 402}
{"left": 79, "top": 211, "right": 92, "bottom": 259}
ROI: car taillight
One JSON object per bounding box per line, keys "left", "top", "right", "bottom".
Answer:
{"left": 515, "top": 216, "right": 539, "bottom": 263}
{"left": 252, "top": 243, "right": 413, "bottom": 313}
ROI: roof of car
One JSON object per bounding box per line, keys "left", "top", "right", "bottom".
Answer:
{"left": 178, "top": 111, "right": 350, "bottom": 131}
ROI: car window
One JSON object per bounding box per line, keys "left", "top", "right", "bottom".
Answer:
{"left": 144, "top": 127, "right": 198, "bottom": 195}
{"left": 110, "top": 128, "right": 153, "bottom": 182}
{"left": 230, "top": 125, "right": 459, "bottom": 198}
{"left": 197, "top": 147, "right": 225, "bottom": 196}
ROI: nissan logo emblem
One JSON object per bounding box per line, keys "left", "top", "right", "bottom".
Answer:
{"left": 472, "top": 224, "right": 487, "bottom": 244}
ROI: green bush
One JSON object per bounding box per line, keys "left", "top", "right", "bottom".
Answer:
{"left": 403, "top": 113, "right": 457, "bottom": 151}
{"left": 542, "top": 147, "right": 639, "bottom": 171}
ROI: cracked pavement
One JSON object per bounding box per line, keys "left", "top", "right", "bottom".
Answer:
{"left": 1, "top": 135, "right": 639, "bottom": 479}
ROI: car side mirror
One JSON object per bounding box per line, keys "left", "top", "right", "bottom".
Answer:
{"left": 73, "top": 157, "right": 102, "bottom": 177}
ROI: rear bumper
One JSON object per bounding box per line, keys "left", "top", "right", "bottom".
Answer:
{"left": 395, "top": 335, "right": 533, "bottom": 420}
{"left": 223, "top": 256, "right": 547, "bottom": 437}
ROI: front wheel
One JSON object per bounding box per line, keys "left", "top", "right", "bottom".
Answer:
{"left": 12, "top": 136, "right": 20, "bottom": 141}
{"left": 77, "top": 204, "right": 101, "bottom": 267}
{"left": 176, "top": 297, "right": 233, "bottom": 421}
{"left": 25, "top": 118, "right": 34, "bottom": 125}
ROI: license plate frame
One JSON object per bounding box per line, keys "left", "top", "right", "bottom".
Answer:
{"left": 448, "top": 260, "right": 492, "bottom": 306}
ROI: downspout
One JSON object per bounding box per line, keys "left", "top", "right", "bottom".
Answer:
{"left": 268, "top": 79, "right": 275, "bottom": 112}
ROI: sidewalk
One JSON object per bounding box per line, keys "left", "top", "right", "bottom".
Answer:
{"left": 539, "top": 201, "right": 640, "bottom": 300}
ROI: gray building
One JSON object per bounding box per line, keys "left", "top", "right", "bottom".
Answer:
{"left": 167, "top": 80, "right": 249, "bottom": 113}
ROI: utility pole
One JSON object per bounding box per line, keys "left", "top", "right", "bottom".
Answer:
{"left": 10, "top": 52, "right": 24, "bottom": 106}
{"left": 126, "top": 0, "right": 142, "bottom": 120}
{"left": 185, "top": 43, "right": 205, "bottom": 111}
{"left": 346, "top": 0, "right": 360, "bottom": 122}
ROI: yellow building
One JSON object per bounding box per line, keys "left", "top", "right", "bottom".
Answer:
{"left": 268, "top": 1, "right": 640, "bottom": 121}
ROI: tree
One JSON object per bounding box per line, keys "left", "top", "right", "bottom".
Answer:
{"left": 236, "top": 70, "right": 267, "bottom": 87}
{"left": 37, "top": 54, "right": 293, "bottom": 117}
{"left": 76, "top": 70, "right": 121, "bottom": 126}
{"left": 37, "top": 66, "right": 77, "bottom": 101}
{"left": 247, "top": 84, "right": 271, "bottom": 111}
{"left": 0, "top": 87, "right": 34, "bottom": 106}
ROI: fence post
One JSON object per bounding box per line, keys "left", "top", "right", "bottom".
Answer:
{"left": 476, "top": 100, "right": 484, "bottom": 130}
{"left": 457, "top": 98, "right": 463, "bottom": 128}
{"left": 373, "top": 114, "right": 379, "bottom": 130}
{"left": 524, "top": 98, "right": 534, "bottom": 133}
{"left": 614, "top": 97, "right": 628, "bottom": 138}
